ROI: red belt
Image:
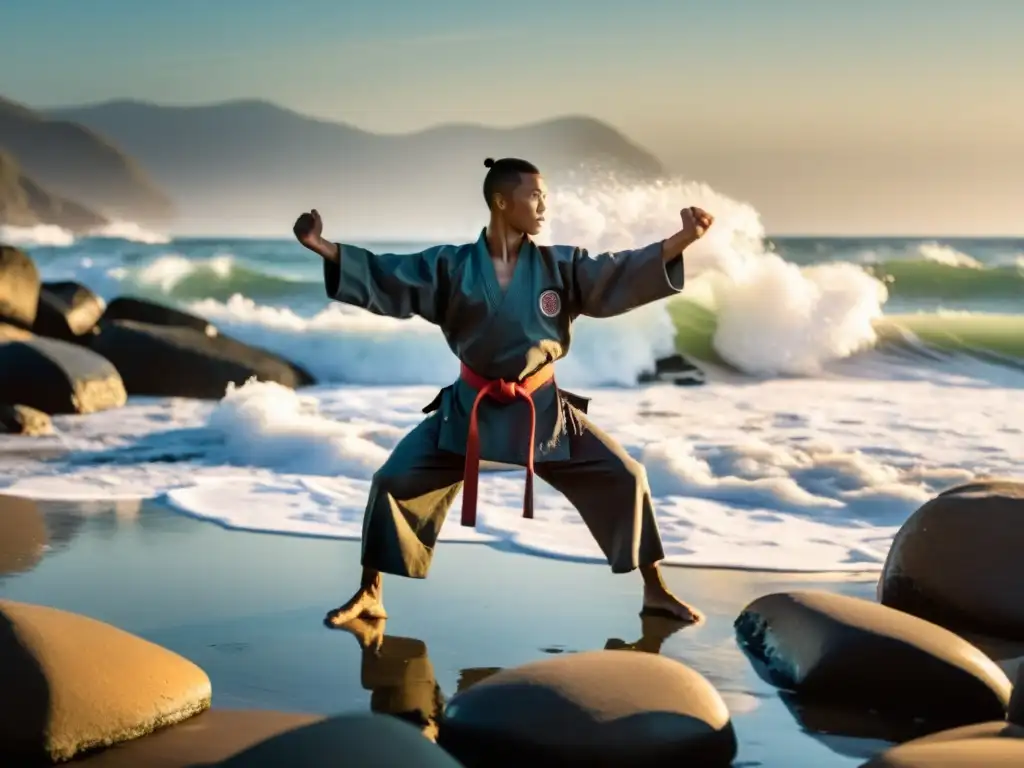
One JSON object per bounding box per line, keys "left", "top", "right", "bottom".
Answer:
{"left": 459, "top": 361, "right": 555, "bottom": 527}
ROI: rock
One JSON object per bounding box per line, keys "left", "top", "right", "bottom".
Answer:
{"left": 66, "top": 710, "right": 325, "bottom": 768}
{"left": 1011, "top": 663, "right": 1024, "bottom": 725}
{"left": 878, "top": 479, "right": 1024, "bottom": 640}
{"left": 0, "top": 599, "right": 211, "bottom": 763}
{"left": 33, "top": 281, "right": 106, "bottom": 343}
{"left": 0, "top": 334, "right": 127, "bottom": 414}
{"left": 218, "top": 713, "right": 465, "bottom": 768}
{"left": 0, "top": 495, "right": 48, "bottom": 576}
{"left": 890, "top": 721, "right": 1024, "bottom": 745}
{"left": 100, "top": 296, "right": 216, "bottom": 336}
{"left": 0, "top": 244, "right": 40, "bottom": 328}
{"left": 860, "top": 736, "right": 1024, "bottom": 766}
{"left": 0, "top": 322, "right": 33, "bottom": 341}
{"left": 88, "top": 320, "right": 315, "bottom": 399}
{"left": 734, "top": 590, "right": 1011, "bottom": 729}
{"left": 0, "top": 403, "right": 53, "bottom": 435}
{"left": 437, "top": 649, "right": 737, "bottom": 767}
{"left": 637, "top": 353, "right": 706, "bottom": 386}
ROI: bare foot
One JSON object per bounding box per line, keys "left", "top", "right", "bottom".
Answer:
{"left": 641, "top": 583, "right": 704, "bottom": 625}
{"left": 324, "top": 586, "right": 387, "bottom": 628}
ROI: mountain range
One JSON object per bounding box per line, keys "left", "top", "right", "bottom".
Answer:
{"left": 0, "top": 95, "right": 666, "bottom": 238}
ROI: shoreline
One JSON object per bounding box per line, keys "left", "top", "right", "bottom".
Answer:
{"left": 2, "top": 493, "right": 887, "bottom": 767}
{"left": 5, "top": 492, "right": 1024, "bottom": 767}
{"left": 1, "top": 488, "right": 886, "bottom": 579}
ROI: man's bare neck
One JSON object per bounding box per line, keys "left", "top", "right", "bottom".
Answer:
{"left": 485, "top": 221, "right": 526, "bottom": 262}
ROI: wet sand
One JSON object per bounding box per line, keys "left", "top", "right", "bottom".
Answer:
{"left": 1, "top": 496, "right": 891, "bottom": 767}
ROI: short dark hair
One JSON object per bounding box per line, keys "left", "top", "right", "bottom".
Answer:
{"left": 482, "top": 157, "right": 540, "bottom": 209}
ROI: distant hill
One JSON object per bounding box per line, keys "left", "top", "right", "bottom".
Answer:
{"left": 46, "top": 99, "right": 667, "bottom": 238}
{"left": 0, "top": 150, "right": 107, "bottom": 231}
{"left": 0, "top": 96, "right": 173, "bottom": 227}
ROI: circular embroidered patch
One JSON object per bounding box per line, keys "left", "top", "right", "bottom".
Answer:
{"left": 539, "top": 289, "right": 561, "bottom": 317}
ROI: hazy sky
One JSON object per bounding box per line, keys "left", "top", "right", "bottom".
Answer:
{"left": 3, "top": 0, "right": 1022, "bottom": 234}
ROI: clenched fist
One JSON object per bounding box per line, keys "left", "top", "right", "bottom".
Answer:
{"left": 292, "top": 209, "right": 340, "bottom": 262}
{"left": 680, "top": 206, "right": 714, "bottom": 241}
{"left": 293, "top": 209, "right": 323, "bottom": 248}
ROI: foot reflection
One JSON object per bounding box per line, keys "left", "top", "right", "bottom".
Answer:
{"left": 604, "top": 614, "right": 689, "bottom": 655}
{"left": 335, "top": 613, "right": 692, "bottom": 740}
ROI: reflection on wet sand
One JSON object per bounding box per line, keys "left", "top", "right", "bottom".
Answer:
{"left": 0, "top": 496, "right": 49, "bottom": 577}
{"left": 0, "top": 495, "right": 112, "bottom": 580}
{"left": 337, "top": 614, "right": 698, "bottom": 741}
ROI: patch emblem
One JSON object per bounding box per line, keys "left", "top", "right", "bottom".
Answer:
{"left": 538, "top": 289, "right": 561, "bottom": 317}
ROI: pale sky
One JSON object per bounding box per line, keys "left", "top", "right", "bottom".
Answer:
{"left": 2, "top": 0, "right": 1022, "bottom": 235}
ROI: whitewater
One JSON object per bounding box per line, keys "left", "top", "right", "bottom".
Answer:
{"left": 2, "top": 178, "right": 1023, "bottom": 573}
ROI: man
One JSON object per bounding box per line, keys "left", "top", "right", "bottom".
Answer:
{"left": 293, "top": 157, "right": 714, "bottom": 625}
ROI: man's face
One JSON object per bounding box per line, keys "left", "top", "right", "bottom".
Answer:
{"left": 500, "top": 173, "right": 547, "bottom": 236}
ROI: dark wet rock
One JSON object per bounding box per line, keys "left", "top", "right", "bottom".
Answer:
{"left": 0, "top": 599, "right": 211, "bottom": 763}
{"left": 890, "top": 721, "right": 1024, "bottom": 745}
{"left": 69, "top": 710, "right": 323, "bottom": 768}
{"left": 0, "top": 496, "right": 48, "bottom": 576}
{"left": 69, "top": 711, "right": 462, "bottom": 768}
{"left": 734, "top": 590, "right": 1011, "bottom": 730}
{"left": 0, "top": 403, "right": 52, "bottom": 435}
{"left": 879, "top": 479, "right": 1024, "bottom": 640}
{"left": 860, "top": 728, "right": 1024, "bottom": 766}
{"left": 1010, "top": 663, "right": 1024, "bottom": 725}
{"left": 637, "top": 353, "right": 706, "bottom": 386}
{"left": 217, "top": 712, "right": 465, "bottom": 768}
{"left": 88, "top": 319, "right": 315, "bottom": 399}
{"left": 437, "top": 649, "right": 737, "bottom": 767}
{"left": 33, "top": 281, "right": 105, "bottom": 343}
{"left": 100, "top": 296, "right": 215, "bottom": 336}
{"left": 0, "top": 335, "right": 126, "bottom": 414}
{"left": 0, "top": 244, "right": 40, "bottom": 328}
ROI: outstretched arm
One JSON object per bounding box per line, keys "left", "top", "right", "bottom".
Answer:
{"left": 295, "top": 210, "right": 448, "bottom": 324}
{"left": 570, "top": 206, "right": 714, "bottom": 318}
{"left": 322, "top": 244, "right": 449, "bottom": 324}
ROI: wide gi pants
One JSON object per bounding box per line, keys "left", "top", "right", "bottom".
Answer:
{"left": 359, "top": 406, "right": 666, "bottom": 578}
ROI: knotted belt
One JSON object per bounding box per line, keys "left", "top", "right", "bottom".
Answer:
{"left": 458, "top": 361, "right": 555, "bottom": 527}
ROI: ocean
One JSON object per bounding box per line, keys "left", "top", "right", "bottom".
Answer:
{"left": 1, "top": 179, "right": 1022, "bottom": 574}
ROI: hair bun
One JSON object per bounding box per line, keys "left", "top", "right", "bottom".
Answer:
{"left": 484, "top": 157, "right": 495, "bottom": 168}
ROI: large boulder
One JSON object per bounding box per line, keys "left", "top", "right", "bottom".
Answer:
{"left": 218, "top": 713, "right": 465, "bottom": 768}
{"left": 879, "top": 479, "right": 1024, "bottom": 640}
{"left": 0, "top": 244, "right": 40, "bottom": 328}
{"left": 437, "top": 649, "right": 737, "bottom": 767}
{"left": 0, "top": 334, "right": 127, "bottom": 414}
{"left": 1010, "top": 663, "right": 1024, "bottom": 725}
{"left": 69, "top": 710, "right": 325, "bottom": 768}
{"left": 0, "top": 495, "right": 48, "bottom": 576}
{"left": 33, "top": 281, "right": 106, "bottom": 343}
{"left": 0, "top": 599, "right": 211, "bottom": 763}
{"left": 0, "top": 403, "right": 53, "bottom": 435}
{"left": 89, "top": 319, "right": 314, "bottom": 399}
{"left": 100, "top": 296, "right": 216, "bottom": 336}
{"left": 861, "top": 733, "right": 1024, "bottom": 766}
{"left": 734, "top": 591, "right": 1011, "bottom": 730}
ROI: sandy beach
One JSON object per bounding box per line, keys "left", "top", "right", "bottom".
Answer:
{"left": 0, "top": 494, "right": 906, "bottom": 767}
